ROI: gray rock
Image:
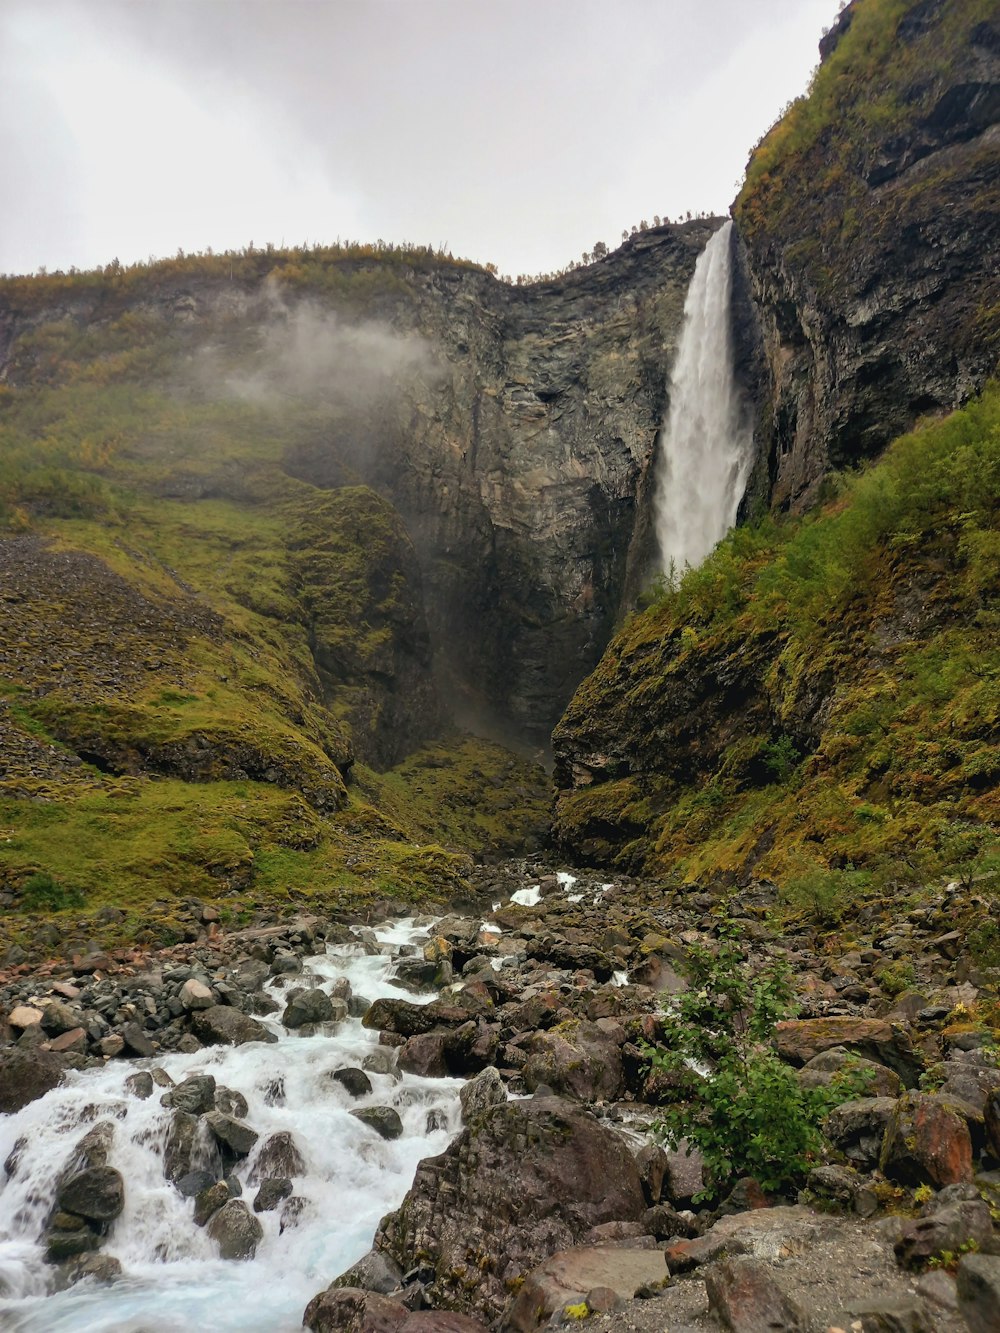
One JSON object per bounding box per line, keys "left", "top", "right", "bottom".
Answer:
{"left": 190, "top": 1005, "right": 277, "bottom": 1047}
{"left": 957, "top": 1253, "right": 1000, "bottom": 1333}
{"left": 704, "top": 1256, "right": 805, "bottom": 1332}
{"left": 331, "top": 1247, "right": 404, "bottom": 1295}
{"left": 204, "top": 1111, "right": 258, "bottom": 1158}
{"left": 193, "top": 1180, "right": 231, "bottom": 1226}
{"left": 58, "top": 1166, "right": 125, "bottom": 1223}
{"left": 249, "top": 1131, "right": 305, "bottom": 1183}
{"left": 216, "top": 1086, "right": 249, "bottom": 1119}
{"left": 124, "top": 1071, "right": 154, "bottom": 1099}
{"left": 351, "top": 1106, "right": 404, "bottom": 1141}
{"left": 0, "top": 1048, "right": 65, "bottom": 1112}
{"left": 282, "top": 988, "right": 335, "bottom": 1029}
{"left": 459, "top": 1066, "right": 506, "bottom": 1122}
{"left": 331, "top": 1067, "right": 373, "bottom": 1099}
{"left": 206, "top": 1199, "right": 263, "bottom": 1260}
{"left": 162, "top": 1074, "right": 216, "bottom": 1115}
{"left": 253, "top": 1177, "right": 293, "bottom": 1212}
{"left": 179, "top": 978, "right": 214, "bottom": 1010}
{"left": 163, "top": 1111, "right": 199, "bottom": 1182}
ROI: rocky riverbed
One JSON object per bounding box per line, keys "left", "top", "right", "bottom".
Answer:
{"left": 1, "top": 861, "right": 999, "bottom": 1331}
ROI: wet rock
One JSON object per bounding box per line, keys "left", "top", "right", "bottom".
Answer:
{"left": 0, "top": 1047, "right": 65, "bottom": 1112}
{"left": 283, "top": 987, "right": 335, "bottom": 1028}
{"left": 505, "top": 1245, "right": 669, "bottom": 1331}
{"left": 45, "top": 1217, "right": 100, "bottom": 1262}
{"left": 190, "top": 1005, "right": 278, "bottom": 1047}
{"left": 363, "top": 1048, "right": 397, "bottom": 1076}
{"left": 58, "top": 1166, "right": 125, "bottom": 1223}
{"left": 193, "top": 1180, "right": 231, "bottom": 1226}
{"left": 704, "top": 1255, "right": 805, "bottom": 1332}
{"left": 175, "top": 1169, "right": 216, "bottom": 1198}
{"left": 124, "top": 1071, "right": 154, "bottom": 1099}
{"left": 332, "top": 1247, "right": 405, "bottom": 1295}
{"left": 880, "top": 1091, "right": 974, "bottom": 1187}
{"left": 249, "top": 1131, "right": 306, "bottom": 1183}
{"left": 774, "top": 1019, "right": 921, "bottom": 1086}
{"left": 634, "top": 1143, "right": 668, "bottom": 1206}
{"left": 956, "top": 1253, "right": 1000, "bottom": 1333}
{"left": 179, "top": 978, "right": 214, "bottom": 1010}
{"left": 163, "top": 1111, "right": 199, "bottom": 1182}
{"left": 253, "top": 1177, "right": 293, "bottom": 1212}
{"left": 397, "top": 1032, "right": 449, "bottom": 1078}
{"left": 303, "top": 1287, "right": 408, "bottom": 1332}
{"left": 351, "top": 1106, "right": 404, "bottom": 1141}
{"left": 204, "top": 1111, "right": 259, "bottom": 1157}
{"left": 69, "top": 1121, "right": 115, "bottom": 1171}
{"left": 374, "top": 1095, "right": 646, "bottom": 1323}
{"left": 163, "top": 1073, "right": 217, "bottom": 1115}
{"left": 894, "top": 1200, "right": 994, "bottom": 1270}
{"left": 332, "top": 1067, "right": 373, "bottom": 1099}
{"left": 61, "top": 1253, "right": 123, "bottom": 1286}
{"left": 459, "top": 1066, "right": 506, "bottom": 1122}
{"left": 206, "top": 1198, "right": 263, "bottom": 1260}
{"left": 216, "top": 1086, "right": 249, "bottom": 1119}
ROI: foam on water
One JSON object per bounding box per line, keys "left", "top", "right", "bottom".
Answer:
{"left": 0, "top": 919, "right": 463, "bottom": 1332}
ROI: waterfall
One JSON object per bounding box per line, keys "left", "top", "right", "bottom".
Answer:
{"left": 653, "top": 220, "right": 754, "bottom": 578}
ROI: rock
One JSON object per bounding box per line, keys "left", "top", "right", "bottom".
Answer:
{"left": 774, "top": 1019, "right": 921, "bottom": 1086}
{"left": 505, "top": 1245, "right": 669, "bottom": 1330}
{"left": 805, "top": 1164, "right": 878, "bottom": 1218}
{"left": 7, "top": 1004, "right": 44, "bottom": 1029}
{"left": 373, "top": 1095, "right": 646, "bottom": 1323}
{"left": 801, "top": 1046, "right": 903, "bottom": 1099}
{"left": 249, "top": 1131, "right": 306, "bottom": 1183}
{"left": 704, "top": 1255, "right": 805, "bottom": 1332}
{"left": 879, "top": 1091, "right": 974, "bottom": 1187}
{"left": 956, "top": 1253, "right": 1000, "bottom": 1333}
{"left": 190, "top": 1005, "right": 278, "bottom": 1047}
{"left": 521, "top": 1019, "right": 625, "bottom": 1103}
{"left": 175, "top": 1169, "right": 216, "bottom": 1198}
{"left": 396, "top": 1032, "right": 449, "bottom": 1078}
{"left": 204, "top": 1111, "right": 259, "bottom": 1157}
{"left": 303, "top": 1287, "right": 408, "bottom": 1332}
{"left": 283, "top": 987, "right": 336, "bottom": 1028}
{"left": 206, "top": 1198, "right": 263, "bottom": 1260}
{"left": 829, "top": 1297, "right": 935, "bottom": 1332}
{"left": 331, "top": 1248, "right": 405, "bottom": 1296}
{"left": 193, "top": 1180, "right": 231, "bottom": 1226}
{"left": 163, "top": 1111, "right": 199, "bottom": 1182}
{"left": 98, "top": 1035, "right": 126, "bottom": 1058}
{"left": 216, "top": 1086, "right": 249, "bottom": 1119}
{"left": 61, "top": 1253, "right": 123, "bottom": 1286}
{"left": 894, "top": 1200, "right": 994, "bottom": 1270}
{"left": 332, "top": 1067, "right": 373, "bottom": 1099}
{"left": 363, "top": 1048, "right": 397, "bottom": 1076}
{"left": 120, "top": 1021, "right": 155, "bottom": 1058}
{"left": 46, "top": 1218, "right": 99, "bottom": 1261}
{"left": 58, "top": 1166, "right": 125, "bottom": 1223}
{"left": 351, "top": 1106, "right": 404, "bottom": 1141}
{"left": 253, "top": 1177, "right": 293, "bottom": 1212}
{"left": 459, "top": 1066, "right": 506, "bottom": 1122}
{"left": 986, "top": 1089, "right": 1000, "bottom": 1163}
{"left": 825, "top": 1098, "right": 898, "bottom": 1170}
{"left": 46, "top": 1027, "right": 87, "bottom": 1054}
{"left": 634, "top": 1143, "right": 668, "bottom": 1206}
{"left": 642, "top": 1202, "right": 695, "bottom": 1239}
{"left": 662, "top": 1140, "right": 705, "bottom": 1204}
{"left": 179, "top": 978, "right": 214, "bottom": 1010}
{"left": 41, "top": 999, "right": 82, "bottom": 1034}
{"left": 163, "top": 1073, "right": 217, "bottom": 1115}
{"left": 125, "top": 1071, "right": 155, "bottom": 1099}
{"left": 0, "top": 1047, "right": 65, "bottom": 1112}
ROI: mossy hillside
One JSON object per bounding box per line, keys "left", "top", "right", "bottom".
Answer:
{"left": 552, "top": 387, "right": 1000, "bottom": 886}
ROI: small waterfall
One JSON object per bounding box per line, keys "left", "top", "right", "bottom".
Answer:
{"left": 653, "top": 220, "right": 754, "bottom": 578}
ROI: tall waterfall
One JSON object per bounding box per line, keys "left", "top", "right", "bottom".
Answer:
{"left": 653, "top": 220, "right": 754, "bottom": 578}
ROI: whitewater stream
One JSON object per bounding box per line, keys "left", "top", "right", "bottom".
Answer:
{"left": 654, "top": 218, "right": 754, "bottom": 576}
{"left": 0, "top": 917, "right": 464, "bottom": 1332}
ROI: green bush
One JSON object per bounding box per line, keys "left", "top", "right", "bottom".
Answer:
{"left": 647, "top": 918, "right": 844, "bottom": 1198}
{"left": 780, "top": 865, "right": 874, "bottom": 925}
{"left": 18, "top": 872, "right": 85, "bottom": 912}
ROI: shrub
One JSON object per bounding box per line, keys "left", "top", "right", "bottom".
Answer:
{"left": 19, "top": 872, "right": 85, "bottom": 912}
{"left": 647, "top": 918, "right": 843, "bottom": 1198}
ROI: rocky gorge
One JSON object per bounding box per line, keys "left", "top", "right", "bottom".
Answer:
{"left": 1, "top": 0, "right": 999, "bottom": 1328}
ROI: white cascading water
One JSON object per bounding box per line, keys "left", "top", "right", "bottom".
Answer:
{"left": 653, "top": 219, "right": 754, "bottom": 577}
{"left": 0, "top": 919, "right": 464, "bottom": 1332}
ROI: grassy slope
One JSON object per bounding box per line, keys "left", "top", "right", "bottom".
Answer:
{"left": 553, "top": 389, "right": 1000, "bottom": 890}
{"left": 0, "top": 256, "right": 547, "bottom": 956}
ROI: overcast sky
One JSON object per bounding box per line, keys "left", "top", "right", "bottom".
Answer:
{"left": 1, "top": 0, "right": 838, "bottom": 279}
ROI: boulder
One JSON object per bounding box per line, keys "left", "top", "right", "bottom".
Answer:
{"left": 120, "top": 1021, "right": 155, "bottom": 1058}
{"left": 303, "top": 1288, "right": 488, "bottom": 1333}
{"left": 957, "top": 1253, "right": 1000, "bottom": 1333}
{"left": 125, "top": 1071, "right": 155, "bottom": 1099}
{"left": 179, "top": 979, "right": 214, "bottom": 1010}
{"left": 879, "top": 1091, "right": 974, "bottom": 1187}
{"left": 206, "top": 1198, "right": 263, "bottom": 1260}
{"left": 774, "top": 1018, "right": 921, "bottom": 1086}
{"left": 351, "top": 1107, "right": 404, "bottom": 1141}
{"left": 0, "top": 1047, "right": 65, "bottom": 1112}
{"left": 7, "top": 1004, "right": 44, "bottom": 1029}
{"left": 824, "top": 1098, "right": 898, "bottom": 1170}
{"left": 521, "top": 1019, "right": 625, "bottom": 1103}
{"left": 57, "top": 1166, "right": 125, "bottom": 1223}
{"left": 704, "top": 1255, "right": 805, "bottom": 1332}
{"left": 193, "top": 1180, "right": 231, "bottom": 1226}
{"left": 204, "top": 1111, "right": 259, "bottom": 1157}
{"left": 190, "top": 1005, "right": 278, "bottom": 1047}
{"left": 163, "top": 1111, "right": 199, "bottom": 1182}
{"left": 396, "top": 1032, "right": 449, "bottom": 1078}
{"left": 894, "top": 1200, "right": 994, "bottom": 1270}
{"left": 373, "top": 1095, "right": 646, "bottom": 1323}
{"left": 331, "top": 1248, "right": 404, "bottom": 1295}
{"left": 248, "top": 1131, "right": 305, "bottom": 1183}
{"left": 163, "top": 1073, "right": 217, "bottom": 1115}
{"left": 253, "top": 1177, "right": 293, "bottom": 1212}
{"left": 505, "top": 1245, "right": 669, "bottom": 1331}
{"left": 283, "top": 988, "right": 336, "bottom": 1029}
{"left": 459, "top": 1066, "right": 506, "bottom": 1122}
{"left": 332, "top": 1067, "right": 373, "bottom": 1099}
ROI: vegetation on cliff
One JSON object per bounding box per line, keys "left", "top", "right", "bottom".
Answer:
{"left": 553, "top": 387, "right": 1000, "bottom": 893}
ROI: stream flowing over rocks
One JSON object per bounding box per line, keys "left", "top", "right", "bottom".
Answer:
{"left": 2, "top": 861, "right": 1000, "bottom": 1332}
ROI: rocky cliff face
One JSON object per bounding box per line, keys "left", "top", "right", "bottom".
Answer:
{"left": 0, "top": 223, "right": 718, "bottom": 753}
{"left": 734, "top": 0, "right": 1000, "bottom": 510}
